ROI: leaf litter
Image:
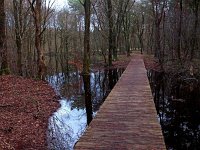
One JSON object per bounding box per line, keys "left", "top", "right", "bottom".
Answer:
{"left": 0, "top": 75, "right": 59, "bottom": 150}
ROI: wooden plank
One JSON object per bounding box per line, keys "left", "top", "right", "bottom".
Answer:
{"left": 75, "top": 55, "right": 166, "bottom": 150}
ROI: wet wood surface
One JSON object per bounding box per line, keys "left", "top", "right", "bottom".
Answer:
{"left": 75, "top": 55, "right": 166, "bottom": 150}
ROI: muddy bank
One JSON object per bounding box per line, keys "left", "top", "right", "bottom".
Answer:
{"left": 0, "top": 75, "right": 59, "bottom": 150}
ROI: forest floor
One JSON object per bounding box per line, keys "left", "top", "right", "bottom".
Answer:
{"left": 143, "top": 54, "right": 200, "bottom": 78}
{"left": 92, "top": 54, "right": 132, "bottom": 71}
{"left": 143, "top": 54, "right": 162, "bottom": 72}
{"left": 144, "top": 54, "right": 200, "bottom": 102}
{"left": 0, "top": 75, "right": 59, "bottom": 150}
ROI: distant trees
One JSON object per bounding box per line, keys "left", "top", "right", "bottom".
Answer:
{"left": 0, "top": 0, "right": 137, "bottom": 77}
{"left": 92, "top": 0, "right": 134, "bottom": 64}
{"left": 136, "top": 0, "right": 200, "bottom": 62}
{"left": 136, "top": 12, "right": 144, "bottom": 54}
{"left": 0, "top": 0, "right": 200, "bottom": 77}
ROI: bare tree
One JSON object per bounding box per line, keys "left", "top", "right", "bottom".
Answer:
{"left": 28, "top": 0, "right": 54, "bottom": 79}
{"left": 135, "top": 5, "right": 145, "bottom": 54}
{"left": 151, "top": 0, "right": 166, "bottom": 62}
{"left": 13, "top": 0, "right": 30, "bottom": 75}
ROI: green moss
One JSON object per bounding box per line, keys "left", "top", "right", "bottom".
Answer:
{"left": 0, "top": 68, "right": 10, "bottom": 75}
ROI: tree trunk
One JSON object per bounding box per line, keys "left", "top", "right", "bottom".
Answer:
{"left": 124, "top": 11, "right": 131, "bottom": 56}
{"left": 191, "top": 0, "right": 199, "bottom": 59}
{"left": 107, "top": 0, "right": 113, "bottom": 66}
{"left": 152, "top": 0, "right": 165, "bottom": 63}
{"left": 177, "top": 0, "right": 182, "bottom": 60}
{"left": 0, "top": 0, "right": 9, "bottom": 75}
{"left": 13, "top": 0, "right": 23, "bottom": 75}
{"left": 30, "top": 0, "right": 46, "bottom": 79}
{"left": 155, "top": 22, "right": 161, "bottom": 60}
{"left": 83, "top": 0, "right": 92, "bottom": 125}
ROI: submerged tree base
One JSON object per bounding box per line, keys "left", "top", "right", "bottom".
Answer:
{"left": 0, "top": 75, "right": 59, "bottom": 149}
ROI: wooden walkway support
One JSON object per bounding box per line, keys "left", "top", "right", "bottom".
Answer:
{"left": 75, "top": 55, "right": 166, "bottom": 150}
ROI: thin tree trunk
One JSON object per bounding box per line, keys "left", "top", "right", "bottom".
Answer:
{"left": 155, "top": 22, "right": 161, "bottom": 59}
{"left": 124, "top": 12, "right": 131, "bottom": 56}
{"left": 107, "top": 0, "right": 113, "bottom": 66}
{"left": 13, "top": 0, "right": 23, "bottom": 75}
{"left": 177, "top": 0, "right": 182, "bottom": 60}
{"left": 191, "top": 0, "right": 199, "bottom": 59}
{"left": 36, "top": 0, "right": 46, "bottom": 79}
{"left": 152, "top": 0, "right": 165, "bottom": 62}
{"left": 0, "top": 0, "right": 9, "bottom": 75}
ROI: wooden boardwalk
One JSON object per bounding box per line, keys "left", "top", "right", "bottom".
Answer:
{"left": 75, "top": 55, "right": 166, "bottom": 150}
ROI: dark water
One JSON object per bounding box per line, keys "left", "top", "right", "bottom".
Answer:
{"left": 46, "top": 68, "right": 124, "bottom": 149}
{"left": 148, "top": 70, "right": 200, "bottom": 150}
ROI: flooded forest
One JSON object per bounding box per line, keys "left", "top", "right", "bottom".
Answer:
{"left": 0, "top": 0, "right": 200, "bottom": 149}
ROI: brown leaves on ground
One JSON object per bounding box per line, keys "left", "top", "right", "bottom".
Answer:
{"left": 143, "top": 55, "right": 163, "bottom": 72}
{"left": 0, "top": 75, "right": 59, "bottom": 150}
{"left": 92, "top": 54, "right": 131, "bottom": 71}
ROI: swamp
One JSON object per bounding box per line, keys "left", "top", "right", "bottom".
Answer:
{"left": 0, "top": 0, "right": 200, "bottom": 149}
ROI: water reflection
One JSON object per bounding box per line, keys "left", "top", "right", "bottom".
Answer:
{"left": 148, "top": 70, "right": 200, "bottom": 150}
{"left": 47, "top": 68, "right": 124, "bottom": 149}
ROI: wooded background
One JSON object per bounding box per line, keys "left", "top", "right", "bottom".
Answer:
{"left": 0, "top": 0, "right": 199, "bottom": 77}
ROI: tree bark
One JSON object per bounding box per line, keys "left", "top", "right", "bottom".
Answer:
{"left": 13, "top": 0, "right": 23, "bottom": 75}
{"left": 136, "top": 13, "right": 144, "bottom": 55}
{"left": 107, "top": 0, "right": 113, "bottom": 66}
{"left": 0, "top": 0, "right": 9, "bottom": 75}
{"left": 177, "top": 0, "right": 182, "bottom": 60}
{"left": 152, "top": 0, "right": 165, "bottom": 62}
{"left": 190, "top": 0, "right": 199, "bottom": 59}
{"left": 29, "top": 0, "right": 46, "bottom": 79}
{"left": 83, "top": 0, "right": 92, "bottom": 125}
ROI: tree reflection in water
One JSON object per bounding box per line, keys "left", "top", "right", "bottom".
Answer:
{"left": 148, "top": 69, "right": 200, "bottom": 150}
{"left": 46, "top": 68, "right": 125, "bottom": 149}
